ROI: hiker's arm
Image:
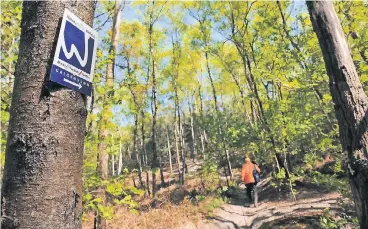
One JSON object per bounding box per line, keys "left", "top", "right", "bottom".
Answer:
{"left": 256, "top": 165, "right": 261, "bottom": 174}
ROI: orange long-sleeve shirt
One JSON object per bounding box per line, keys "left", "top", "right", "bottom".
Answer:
{"left": 241, "top": 162, "right": 261, "bottom": 184}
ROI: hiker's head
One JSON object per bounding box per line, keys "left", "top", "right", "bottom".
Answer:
{"left": 245, "top": 157, "right": 251, "bottom": 163}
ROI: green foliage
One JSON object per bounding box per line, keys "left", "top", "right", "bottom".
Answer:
{"left": 83, "top": 176, "right": 144, "bottom": 220}
{"left": 304, "top": 153, "right": 322, "bottom": 171}
{"left": 200, "top": 158, "right": 220, "bottom": 193}
{"left": 320, "top": 208, "right": 359, "bottom": 229}
{"left": 308, "top": 171, "right": 350, "bottom": 197}
{"left": 97, "top": 204, "right": 114, "bottom": 220}
{"left": 203, "top": 197, "right": 224, "bottom": 217}
{"left": 276, "top": 168, "right": 286, "bottom": 180}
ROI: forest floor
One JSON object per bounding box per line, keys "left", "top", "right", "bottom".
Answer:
{"left": 82, "top": 161, "right": 356, "bottom": 229}
{"left": 181, "top": 182, "right": 345, "bottom": 229}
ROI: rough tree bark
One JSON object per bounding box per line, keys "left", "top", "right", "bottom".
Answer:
{"left": 307, "top": 1, "right": 368, "bottom": 227}
{"left": 1, "top": 1, "right": 95, "bottom": 229}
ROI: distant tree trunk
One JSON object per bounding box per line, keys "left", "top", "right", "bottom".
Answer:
{"left": 204, "top": 51, "right": 218, "bottom": 110}
{"left": 203, "top": 130, "right": 208, "bottom": 143}
{"left": 198, "top": 83, "right": 204, "bottom": 115}
{"left": 140, "top": 110, "right": 149, "bottom": 194}
{"left": 232, "top": 74, "right": 252, "bottom": 124}
{"left": 189, "top": 101, "right": 197, "bottom": 162}
{"left": 151, "top": 58, "right": 158, "bottom": 196}
{"left": 174, "top": 122, "right": 182, "bottom": 184}
{"left": 133, "top": 113, "right": 143, "bottom": 187}
{"left": 112, "top": 154, "right": 115, "bottom": 177}
{"left": 96, "top": 1, "right": 122, "bottom": 228}
{"left": 159, "top": 154, "right": 165, "bottom": 188}
{"left": 145, "top": 171, "right": 151, "bottom": 197}
{"left": 173, "top": 71, "right": 185, "bottom": 183}
{"left": 97, "top": 0, "right": 121, "bottom": 180}
{"left": 197, "top": 85, "right": 206, "bottom": 159}
{"left": 127, "top": 147, "right": 132, "bottom": 160}
{"left": 140, "top": 110, "right": 147, "bottom": 168}
{"left": 200, "top": 133, "right": 206, "bottom": 159}
{"left": 1, "top": 2, "right": 95, "bottom": 229}
{"left": 135, "top": 152, "right": 143, "bottom": 187}
{"left": 118, "top": 139, "right": 123, "bottom": 175}
{"left": 179, "top": 122, "right": 186, "bottom": 182}
{"left": 166, "top": 127, "right": 173, "bottom": 173}
{"left": 180, "top": 121, "right": 188, "bottom": 174}
{"left": 132, "top": 175, "right": 137, "bottom": 188}
{"left": 129, "top": 87, "right": 143, "bottom": 188}
{"left": 307, "top": 1, "right": 368, "bottom": 228}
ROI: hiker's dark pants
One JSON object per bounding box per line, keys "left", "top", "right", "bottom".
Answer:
{"left": 246, "top": 183, "right": 257, "bottom": 204}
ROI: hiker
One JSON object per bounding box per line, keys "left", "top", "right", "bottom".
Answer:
{"left": 241, "top": 157, "right": 261, "bottom": 206}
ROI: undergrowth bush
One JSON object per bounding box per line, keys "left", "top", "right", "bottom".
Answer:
{"left": 320, "top": 208, "right": 359, "bottom": 229}
{"left": 82, "top": 171, "right": 144, "bottom": 221}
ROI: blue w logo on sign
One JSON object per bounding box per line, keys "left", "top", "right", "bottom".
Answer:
{"left": 59, "top": 21, "right": 95, "bottom": 74}
{"left": 50, "top": 9, "right": 97, "bottom": 96}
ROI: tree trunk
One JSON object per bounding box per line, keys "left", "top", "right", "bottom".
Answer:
{"left": 118, "top": 139, "right": 123, "bottom": 175}
{"left": 112, "top": 154, "right": 115, "bottom": 177}
{"left": 1, "top": 2, "right": 94, "bottom": 229}
{"left": 97, "top": 0, "right": 121, "bottom": 181}
{"left": 159, "top": 154, "right": 165, "bottom": 188}
{"left": 166, "top": 127, "right": 173, "bottom": 173}
{"left": 179, "top": 122, "right": 186, "bottom": 182}
{"left": 189, "top": 101, "right": 197, "bottom": 162}
{"left": 200, "top": 132, "right": 206, "bottom": 159}
{"left": 151, "top": 58, "right": 158, "bottom": 196}
{"left": 96, "top": 1, "right": 122, "bottom": 228}
{"left": 174, "top": 123, "right": 182, "bottom": 184}
{"left": 204, "top": 51, "right": 218, "bottom": 110}
{"left": 180, "top": 122, "right": 188, "bottom": 176}
{"left": 133, "top": 113, "right": 143, "bottom": 187}
{"left": 135, "top": 152, "right": 143, "bottom": 188}
{"left": 307, "top": 1, "right": 368, "bottom": 227}
{"left": 140, "top": 111, "right": 146, "bottom": 167}
{"left": 173, "top": 68, "right": 184, "bottom": 183}
{"left": 145, "top": 171, "right": 151, "bottom": 197}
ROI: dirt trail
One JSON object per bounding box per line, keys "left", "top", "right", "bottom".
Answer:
{"left": 181, "top": 192, "right": 342, "bottom": 229}
{"left": 181, "top": 176, "right": 344, "bottom": 229}
{"left": 209, "top": 193, "right": 341, "bottom": 228}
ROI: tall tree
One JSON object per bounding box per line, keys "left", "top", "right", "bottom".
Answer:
{"left": 307, "top": 1, "right": 368, "bottom": 227}
{"left": 96, "top": 0, "right": 122, "bottom": 228}
{"left": 142, "top": 0, "right": 166, "bottom": 196}
{"left": 1, "top": 1, "right": 95, "bottom": 229}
